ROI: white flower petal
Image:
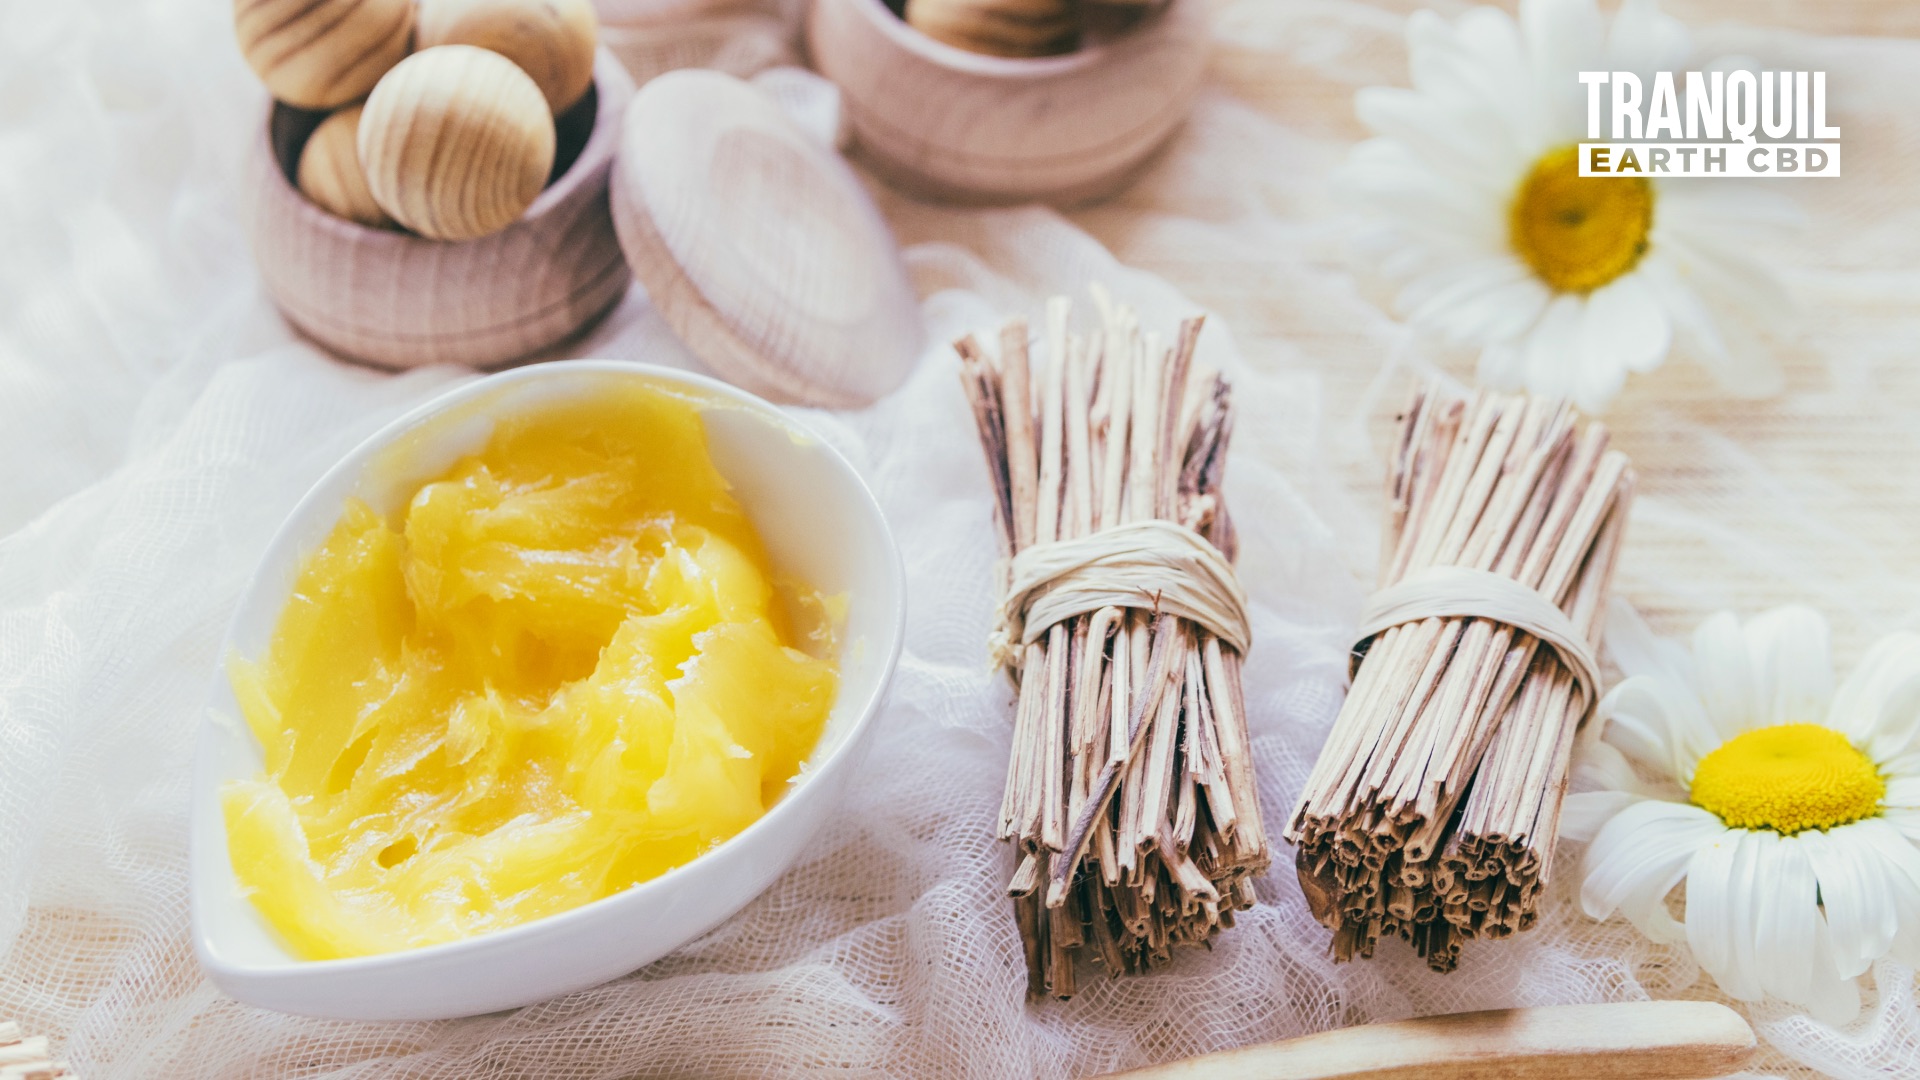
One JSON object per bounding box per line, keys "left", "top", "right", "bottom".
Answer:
{"left": 1582, "top": 272, "right": 1674, "bottom": 377}
{"left": 1725, "top": 831, "right": 1775, "bottom": 1003}
{"left": 1355, "top": 87, "right": 1520, "bottom": 197}
{"left": 1570, "top": 339, "right": 1628, "bottom": 414}
{"left": 1685, "top": 828, "right": 1765, "bottom": 1000}
{"left": 1602, "top": 671, "right": 1720, "bottom": 784}
{"left": 1428, "top": 8, "right": 1547, "bottom": 168}
{"left": 1569, "top": 272, "right": 1672, "bottom": 411}
{"left": 1804, "top": 918, "right": 1865, "bottom": 1025}
{"left": 1854, "top": 822, "right": 1920, "bottom": 967}
{"left": 1519, "top": 0, "right": 1605, "bottom": 136}
{"left": 1450, "top": 279, "right": 1553, "bottom": 345}
{"left": 1885, "top": 810, "right": 1920, "bottom": 847}
{"left": 1884, "top": 778, "right": 1920, "bottom": 844}
{"left": 1738, "top": 605, "right": 1835, "bottom": 728}
{"left": 1566, "top": 731, "right": 1680, "bottom": 838}
{"left": 1522, "top": 293, "right": 1585, "bottom": 400}
{"left": 1347, "top": 165, "right": 1507, "bottom": 255}
{"left": 1572, "top": 736, "right": 1644, "bottom": 794}
{"left": 1801, "top": 823, "right": 1899, "bottom": 980}
{"left": 1400, "top": 258, "right": 1550, "bottom": 346}
{"left": 1751, "top": 832, "right": 1819, "bottom": 1005}
{"left": 1396, "top": 254, "right": 1522, "bottom": 312}
{"left": 1631, "top": 252, "right": 1742, "bottom": 384}
{"left": 1886, "top": 776, "right": 1920, "bottom": 809}
{"left": 1605, "top": 0, "right": 1693, "bottom": 83}
{"left": 1655, "top": 182, "right": 1802, "bottom": 249}
{"left": 1827, "top": 631, "right": 1920, "bottom": 763}
{"left": 1342, "top": 137, "right": 1500, "bottom": 226}
{"left": 1689, "top": 611, "right": 1760, "bottom": 742}
{"left": 1882, "top": 748, "right": 1920, "bottom": 791}
{"left": 1478, "top": 343, "right": 1527, "bottom": 390}
{"left": 1604, "top": 598, "right": 1694, "bottom": 684}
{"left": 1561, "top": 790, "right": 1640, "bottom": 842}
{"left": 1581, "top": 799, "right": 1721, "bottom": 945}
{"left": 1650, "top": 216, "right": 1795, "bottom": 323}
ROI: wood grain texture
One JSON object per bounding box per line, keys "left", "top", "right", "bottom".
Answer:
{"left": 1094, "top": 1002, "right": 1756, "bottom": 1080}
{"left": 903, "top": 0, "right": 1077, "bottom": 59}
{"left": 359, "top": 45, "right": 557, "bottom": 241}
{"left": 594, "top": 0, "right": 796, "bottom": 85}
{"left": 609, "top": 69, "right": 922, "bottom": 407}
{"left": 807, "top": 0, "right": 1209, "bottom": 206}
{"left": 233, "top": 0, "right": 414, "bottom": 111}
{"left": 417, "top": 0, "right": 600, "bottom": 114}
{"left": 296, "top": 105, "right": 395, "bottom": 229}
{"left": 249, "top": 49, "right": 633, "bottom": 370}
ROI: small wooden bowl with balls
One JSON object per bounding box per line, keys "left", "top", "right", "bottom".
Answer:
{"left": 238, "top": 0, "right": 634, "bottom": 369}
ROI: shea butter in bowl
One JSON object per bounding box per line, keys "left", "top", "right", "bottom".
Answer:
{"left": 191, "top": 361, "right": 904, "bottom": 1020}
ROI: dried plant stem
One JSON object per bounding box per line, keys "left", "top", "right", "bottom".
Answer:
{"left": 0, "top": 1021, "right": 75, "bottom": 1079}
{"left": 956, "top": 294, "right": 1267, "bottom": 999}
{"left": 1286, "top": 383, "right": 1636, "bottom": 972}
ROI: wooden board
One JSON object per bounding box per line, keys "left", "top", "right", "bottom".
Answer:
{"left": 807, "top": 0, "right": 1210, "bottom": 206}
{"left": 246, "top": 49, "right": 635, "bottom": 370}
{"left": 609, "top": 68, "right": 922, "bottom": 407}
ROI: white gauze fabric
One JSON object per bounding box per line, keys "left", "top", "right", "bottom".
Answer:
{"left": 1, "top": 0, "right": 1918, "bottom": 1077}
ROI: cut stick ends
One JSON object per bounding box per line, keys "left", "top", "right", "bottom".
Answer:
{"left": 0, "top": 1021, "right": 75, "bottom": 1079}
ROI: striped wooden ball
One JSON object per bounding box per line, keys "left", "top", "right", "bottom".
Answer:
{"left": 902, "top": 0, "right": 1077, "bottom": 58}
{"left": 233, "top": 0, "right": 415, "bottom": 110}
{"left": 358, "top": 45, "right": 557, "bottom": 241}
{"left": 417, "top": 0, "right": 600, "bottom": 114}
{"left": 297, "top": 105, "right": 396, "bottom": 229}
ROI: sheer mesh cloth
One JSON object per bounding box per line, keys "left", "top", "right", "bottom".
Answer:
{"left": 1, "top": 0, "right": 1917, "bottom": 1076}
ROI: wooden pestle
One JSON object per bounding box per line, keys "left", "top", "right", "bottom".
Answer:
{"left": 1090, "top": 1001, "right": 1755, "bottom": 1080}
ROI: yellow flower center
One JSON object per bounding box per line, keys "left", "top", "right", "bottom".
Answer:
{"left": 1508, "top": 146, "right": 1655, "bottom": 293}
{"left": 1689, "top": 723, "right": 1885, "bottom": 835}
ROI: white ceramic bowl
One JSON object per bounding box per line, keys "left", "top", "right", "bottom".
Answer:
{"left": 190, "top": 361, "right": 905, "bottom": 1020}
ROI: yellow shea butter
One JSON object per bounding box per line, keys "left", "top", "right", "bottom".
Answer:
{"left": 223, "top": 385, "right": 839, "bottom": 959}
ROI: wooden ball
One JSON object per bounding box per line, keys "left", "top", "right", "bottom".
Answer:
{"left": 416, "top": 0, "right": 600, "bottom": 114}
{"left": 233, "top": 0, "right": 414, "bottom": 111}
{"left": 903, "top": 0, "right": 1077, "bottom": 58}
{"left": 358, "top": 46, "right": 558, "bottom": 242}
{"left": 297, "top": 106, "right": 396, "bottom": 229}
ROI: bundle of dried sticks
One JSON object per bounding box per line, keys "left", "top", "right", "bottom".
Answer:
{"left": 1287, "top": 383, "right": 1635, "bottom": 972}
{"left": 0, "top": 1020, "right": 75, "bottom": 1080}
{"left": 955, "top": 293, "right": 1268, "bottom": 999}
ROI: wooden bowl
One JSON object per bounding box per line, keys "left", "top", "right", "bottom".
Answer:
{"left": 246, "top": 49, "right": 636, "bottom": 370}
{"left": 805, "top": 0, "right": 1210, "bottom": 205}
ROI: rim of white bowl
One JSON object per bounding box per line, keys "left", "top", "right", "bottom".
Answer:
{"left": 192, "top": 359, "right": 907, "bottom": 981}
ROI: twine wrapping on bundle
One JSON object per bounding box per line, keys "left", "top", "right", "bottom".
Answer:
{"left": 990, "top": 519, "right": 1252, "bottom": 667}
{"left": 1351, "top": 565, "right": 1601, "bottom": 717}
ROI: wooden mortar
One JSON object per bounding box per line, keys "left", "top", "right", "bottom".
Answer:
{"left": 245, "top": 49, "right": 634, "bottom": 370}
{"left": 806, "top": 0, "right": 1210, "bottom": 205}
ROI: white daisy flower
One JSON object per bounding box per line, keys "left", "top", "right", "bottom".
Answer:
{"left": 1343, "top": 0, "right": 1796, "bottom": 411}
{"left": 1563, "top": 605, "right": 1920, "bottom": 1024}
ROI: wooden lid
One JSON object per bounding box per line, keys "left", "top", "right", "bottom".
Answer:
{"left": 610, "top": 69, "right": 922, "bottom": 407}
